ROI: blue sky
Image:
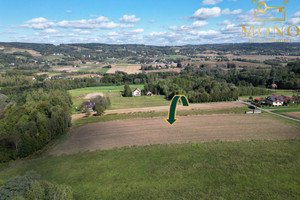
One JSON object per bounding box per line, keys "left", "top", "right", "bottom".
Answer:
{"left": 0, "top": 0, "right": 299, "bottom": 45}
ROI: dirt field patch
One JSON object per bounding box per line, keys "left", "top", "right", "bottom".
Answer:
{"left": 106, "top": 102, "right": 244, "bottom": 114}
{"left": 282, "top": 112, "right": 300, "bottom": 119}
{"left": 51, "top": 114, "right": 300, "bottom": 156}
{"left": 84, "top": 92, "right": 104, "bottom": 99}
{"left": 52, "top": 66, "right": 79, "bottom": 72}
{"left": 107, "top": 64, "right": 141, "bottom": 74}
{"left": 71, "top": 102, "right": 244, "bottom": 121}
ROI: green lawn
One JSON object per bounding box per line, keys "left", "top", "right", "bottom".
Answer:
{"left": 1, "top": 140, "right": 299, "bottom": 200}
{"left": 97, "top": 68, "right": 109, "bottom": 73}
{"left": 108, "top": 92, "right": 169, "bottom": 110}
{"left": 69, "top": 85, "right": 144, "bottom": 97}
{"left": 69, "top": 85, "right": 170, "bottom": 113}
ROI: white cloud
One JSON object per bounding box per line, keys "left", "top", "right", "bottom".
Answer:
{"left": 222, "top": 8, "right": 243, "bottom": 15}
{"left": 25, "top": 17, "right": 50, "bottom": 24}
{"left": 20, "top": 17, "right": 55, "bottom": 30}
{"left": 72, "top": 29, "right": 92, "bottom": 34}
{"left": 218, "top": 20, "right": 231, "bottom": 25}
{"left": 119, "top": 15, "right": 141, "bottom": 23}
{"left": 169, "top": 21, "right": 208, "bottom": 31}
{"left": 191, "top": 7, "right": 221, "bottom": 20}
{"left": 220, "top": 24, "right": 241, "bottom": 34}
{"left": 202, "top": 0, "right": 223, "bottom": 5}
{"left": 18, "top": 16, "right": 133, "bottom": 30}
{"left": 188, "top": 30, "right": 220, "bottom": 36}
{"left": 43, "top": 29, "right": 59, "bottom": 34}
{"left": 287, "top": 11, "right": 300, "bottom": 25}
{"left": 66, "top": 10, "right": 72, "bottom": 13}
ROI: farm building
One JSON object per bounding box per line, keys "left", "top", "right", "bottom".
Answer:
{"left": 132, "top": 88, "right": 141, "bottom": 97}
{"left": 266, "top": 95, "right": 284, "bottom": 106}
{"left": 254, "top": 98, "right": 263, "bottom": 103}
{"left": 76, "top": 100, "right": 96, "bottom": 112}
{"left": 90, "top": 74, "right": 100, "bottom": 78}
{"left": 146, "top": 91, "right": 153, "bottom": 96}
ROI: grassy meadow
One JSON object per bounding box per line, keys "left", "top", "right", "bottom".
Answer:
{"left": 69, "top": 85, "right": 170, "bottom": 113}
{"left": 0, "top": 140, "right": 299, "bottom": 200}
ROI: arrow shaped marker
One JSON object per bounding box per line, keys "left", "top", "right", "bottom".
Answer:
{"left": 165, "top": 95, "right": 190, "bottom": 126}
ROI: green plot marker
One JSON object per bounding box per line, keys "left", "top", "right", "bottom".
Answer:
{"left": 165, "top": 95, "right": 190, "bottom": 126}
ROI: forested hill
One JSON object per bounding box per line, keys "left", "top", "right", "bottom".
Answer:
{"left": 1, "top": 42, "right": 300, "bottom": 56}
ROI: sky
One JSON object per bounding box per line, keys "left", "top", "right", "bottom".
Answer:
{"left": 0, "top": 0, "right": 300, "bottom": 45}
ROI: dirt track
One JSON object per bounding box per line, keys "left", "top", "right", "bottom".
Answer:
{"left": 51, "top": 114, "right": 300, "bottom": 156}
{"left": 71, "top": 102, "right": 244, "bottom": 121}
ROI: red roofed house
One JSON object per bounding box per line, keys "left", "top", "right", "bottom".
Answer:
{"left": 132, "top": 88, "right": 141, "bottom": 97}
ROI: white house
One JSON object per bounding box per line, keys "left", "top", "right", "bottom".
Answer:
{"left": 132, "top": 88, "right": 141, "bottom": 97}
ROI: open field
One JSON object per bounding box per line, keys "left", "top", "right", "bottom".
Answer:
{"left": 69, "top": 85, "right": 170, "bottom": 113}
{"left": 71, "top": 102, "right": 246, "bottom": 121}
{"left": 52, "top": 66, "right": 79, "bottom": 72}
{"left": 107, "top": 64, "right": 141, "bottom": 74}
{"left": 52, "top": 114, "right": 300, "bottom": 156}
{"left": 105, "top": 101, "right": 244, "bottom": 114}
{"left": 239, "top": 89, "right": 296, "bottom": 99}
{"left": 1, "top": 140, "right": 299, "bottom": 199}
{"left": 69, "top": 85, "right": 144, "bottom": 97}
{"left": 282, "top": 112, "right": 300, "bottom": 119}
{"left": 1, "top": 47, "right": 42, "bottom": 56}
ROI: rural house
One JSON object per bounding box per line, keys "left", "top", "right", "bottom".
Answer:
{"left": 266, "top": 95, "right": 284, "bottom": 106}
{"left": 77, "top": 100, "right": 96, "bottom": 112}
{"left": 132, "top": 88, "right": 141, "bottom": 97}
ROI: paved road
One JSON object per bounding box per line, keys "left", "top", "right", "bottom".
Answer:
{"left": 237, "top": 100, "right": 300, "bottom": 123}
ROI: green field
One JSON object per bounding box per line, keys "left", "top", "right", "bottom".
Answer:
{"left": 271, "top": 105, "right": 300, "bottom": 114}
{"left": 239, "top": 89, "right": 296, "bottom": 99}
{"left": 97, "top": 67, "right": 110, "bottom": 73}
{"left": 1, "top": 140, "right": 299, "bottom": 199}
{"left": 69, "top": 85, "right": 170, "bottom": 113}
{"left": 69, "top": 85, "right": 144, "bottom": 97}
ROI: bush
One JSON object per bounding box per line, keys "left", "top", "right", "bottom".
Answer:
{"left": 92, "top": 95, "right": 111, "bottom": 116}
{"left": 0, "top": 171, "right": 39, "bottom": 200}
{"left": 26, "top": 181, "right": 73, "bottom": 200}
{"left": 0, "top": 171, "right": 73, "bottom": 200}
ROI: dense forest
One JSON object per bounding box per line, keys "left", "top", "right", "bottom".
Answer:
{"left": 0, "top": 89, "right": 72, "bottom": 162}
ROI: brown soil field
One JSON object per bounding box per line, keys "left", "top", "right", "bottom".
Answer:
{"left": 52, "top": 66, "right": 79, "bottom": 72}
{"left": 107, "top": 64, "right": 141, "bottom": 74}
{"left": 282, "top": 112, "right": 300, "bottom": 119}
{"left": 71, "top": 102, "right": 245, "bottom": 121}
{"left": 106, "top": 102, "right": 244, "bottom": 114}
{"left": 50, "top": 114, "right": 300, "bottom": 156}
